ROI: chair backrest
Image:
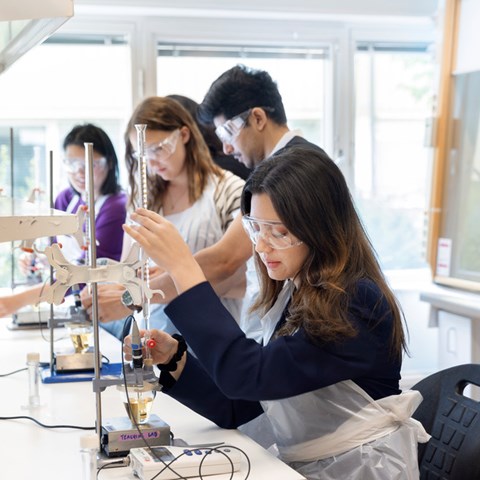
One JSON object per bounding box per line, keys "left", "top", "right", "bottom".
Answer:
{"left": 411, "top": 363, "right": 480, "bottom": 480}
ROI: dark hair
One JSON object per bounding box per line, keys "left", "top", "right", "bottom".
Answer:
{"left": 166, "top": 94, "right": 224, "bottom": 160}
{"left": 241, "top": 146, "right": 406, "bottom": 357}
{"left": 198, "top": 64, "right": 287, "bottom": 125}
{"left": 63, "top": 123, "right": 121, "bottom": 195}
{"left": 124, "top": 96, "right": 222, "bottom": 211}
{"left": 167, "top": 94, "right": 251, "bottom": 180}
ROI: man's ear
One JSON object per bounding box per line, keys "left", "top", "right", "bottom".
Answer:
{"left": 250, "top": 107, "right": 268, "bottom": 131}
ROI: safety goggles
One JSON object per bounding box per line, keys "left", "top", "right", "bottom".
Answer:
{"left": 215, "top": 109, "right": 252, "bottom": 144}
{"left": 215, "top": 107, "right": 276, "bottom": 144}
{"left": 132, "top": 129, "right": 180, "bottom": 162}
{"left": 242, "top": 215, "right": 303, "bottom": 250}
{"left": 62, "top": 157, "right": 107, "bottom": 174}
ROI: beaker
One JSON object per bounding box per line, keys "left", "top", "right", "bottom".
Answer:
{"left": 118, "top": 382, "right": 156, "bottom": 424}
{"left": 65, "top": 322, "right": 93, "bottom": 353}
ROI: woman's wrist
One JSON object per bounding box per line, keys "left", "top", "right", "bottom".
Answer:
{"left": 171, "top": 262, "right": 206, "bottom": 295}
{"left": 157, "top": 336, "right": 187, "bottom": 387}
{"left": 157, "top": 334, "right": 187, "bottom": 372}
{"left": 170, "top": 352, "right": 187, "bottom": 381}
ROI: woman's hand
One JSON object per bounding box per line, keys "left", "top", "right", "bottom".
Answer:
{"left": 123, "top": 209, "right": 206, "bottom": 294}
{"left": 123, "top": 328, "right": 187, "bottom": 379}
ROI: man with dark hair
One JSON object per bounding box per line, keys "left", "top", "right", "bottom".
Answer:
{"left": 198, "top": 64, "right": 323, "bottom": 169}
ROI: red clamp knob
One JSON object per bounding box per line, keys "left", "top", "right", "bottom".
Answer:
{"left": 146, "top": 339, "right": 156, "bottom": 349}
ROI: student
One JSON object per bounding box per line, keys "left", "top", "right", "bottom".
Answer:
{"left": 96, "top": 65, "right": 325, "bottom": 340}
{"left": 82, "top": 96, "right": 246, "bottom": 335}
{"left": 123, "top": 147, "right": 429, "bottom": 480}
{"left": 0, "top": 123, "right": 126, "bottom": 317}
{"left": 166, "top": 94, "right": 251, "bottom": 180}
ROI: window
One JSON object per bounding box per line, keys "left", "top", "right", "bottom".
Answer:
{"left": 436, "top": 72, "right": 480, "bottom": 286}
{"left": 0, "top": 33, "right": 132, "bottom": 190}
{"left": 156, "top": 44, "right": 332, "bottom": 154}
{"left": 354, "top": 43, "right": 435, "bottom": 270}
{"left": 0, "top": 33, "right": 132, "bottom": 287}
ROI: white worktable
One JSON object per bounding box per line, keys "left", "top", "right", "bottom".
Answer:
{"left": 0, "top": 323, "right": 305, "bottom": 480}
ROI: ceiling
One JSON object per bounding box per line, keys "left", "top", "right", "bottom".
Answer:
{"left": 73, "top": 0, "right": 440, "bottom": 22}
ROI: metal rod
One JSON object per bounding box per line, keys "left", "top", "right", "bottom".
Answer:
{"left": 84, "top": 142, "right": 102, "bottom": 443}
{"left": 48, "top": 151, "right": 55, "bottom": 375}
{"left": 9, "top": 128, "right": 14, "bottom": 289}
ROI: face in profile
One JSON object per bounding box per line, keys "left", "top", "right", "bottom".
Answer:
{"left": 214, "top": 113, "right": 265, "bottom": 169}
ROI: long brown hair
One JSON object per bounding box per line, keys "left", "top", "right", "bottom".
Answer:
{"left": 241, "top": 147, "right": 407, "bottom": 358}
{"left": 124, "top": 96, "right": 223, "bottom": 211}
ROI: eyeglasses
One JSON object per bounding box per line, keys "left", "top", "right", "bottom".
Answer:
{"left": 242, "top": 215, "right": 303, "bottom": 250}
{"left": 132, "top": 129, "right": 180, "bottom": 162}
{"left": 215, "top": 107, "right": 275, "bottom": 145}
{"left": 62, "top": 157, "right": 107, "bottom": 174}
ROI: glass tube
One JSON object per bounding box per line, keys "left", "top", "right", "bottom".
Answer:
{"left": 26, "top": 352, "right": 40, "bottom": 407}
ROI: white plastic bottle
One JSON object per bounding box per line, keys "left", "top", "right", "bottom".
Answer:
{"left": 80, "top": 433, "right": 99, "bottom": 480}
{"left": 26, "top": 352, "right": 41, "bottom": 407}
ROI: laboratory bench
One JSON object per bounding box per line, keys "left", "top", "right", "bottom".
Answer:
{"left": 0, "top": 321, "right": 305, "bottom": 480}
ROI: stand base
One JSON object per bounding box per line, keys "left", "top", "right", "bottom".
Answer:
{"left": 41, "top": 362, "right": 123, "bottom": 384}
{"left": 55, "top": 349, "right": 95, "bottom": 372}
{"left": 8, "top": 304, "right": 70, "bottom": 330}
{"left": 101, "top": 414, "right": 171, "bottom": 457}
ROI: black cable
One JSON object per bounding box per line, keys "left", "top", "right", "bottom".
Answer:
{"left": 0, "top": 362, "right": 49, "bottom": 377}
{"left": 146, "top": 445, "right": 251, "bottom": 480}
{"left": 0, "top": 367, "right": 27, "bottom": 377}
{"left": 0, "top": 415, "right": 94, "bottom": 430}
{"left": 96, "top": 458, "right": 129, "bottom": 478}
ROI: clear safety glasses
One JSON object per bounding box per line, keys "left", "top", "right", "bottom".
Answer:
{"left": 242, "top": 215, "right": 303, "bottom": 250}
{"left": 132, "top": 129, "right": 180, "bottom": 162}
{"left": 215, "top": 109, "right": 252, "bottom": 144}
{"left": 62, "top": 157, "right": 107, "bottom": 174}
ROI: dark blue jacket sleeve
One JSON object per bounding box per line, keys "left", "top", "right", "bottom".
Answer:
{"left": 164, "top": 281, "right": 400, "bottom": 427}
{"left": 165, "top": 353, "right": 264, "bottom": 428}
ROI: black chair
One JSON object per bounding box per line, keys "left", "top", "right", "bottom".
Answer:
{"left": 411, "top": 364, "right": 480, "bottom": 479}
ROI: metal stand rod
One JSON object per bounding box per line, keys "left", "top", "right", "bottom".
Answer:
{"left": 48, "top": 151, "right": 55, "bottom": 375}
{"left": 9, "top": 128, "right": 14, "bottom": 289}
{"left": 84, "top": 142, "right": 102, "bottom": 444}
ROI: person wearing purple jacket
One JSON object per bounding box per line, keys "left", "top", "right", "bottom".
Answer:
{"left": 0, "top": 124, "right": 126, "bottom": 317}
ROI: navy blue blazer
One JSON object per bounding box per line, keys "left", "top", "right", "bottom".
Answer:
{"left": 163, "top": 280, "right": 401, "bottom": 429}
